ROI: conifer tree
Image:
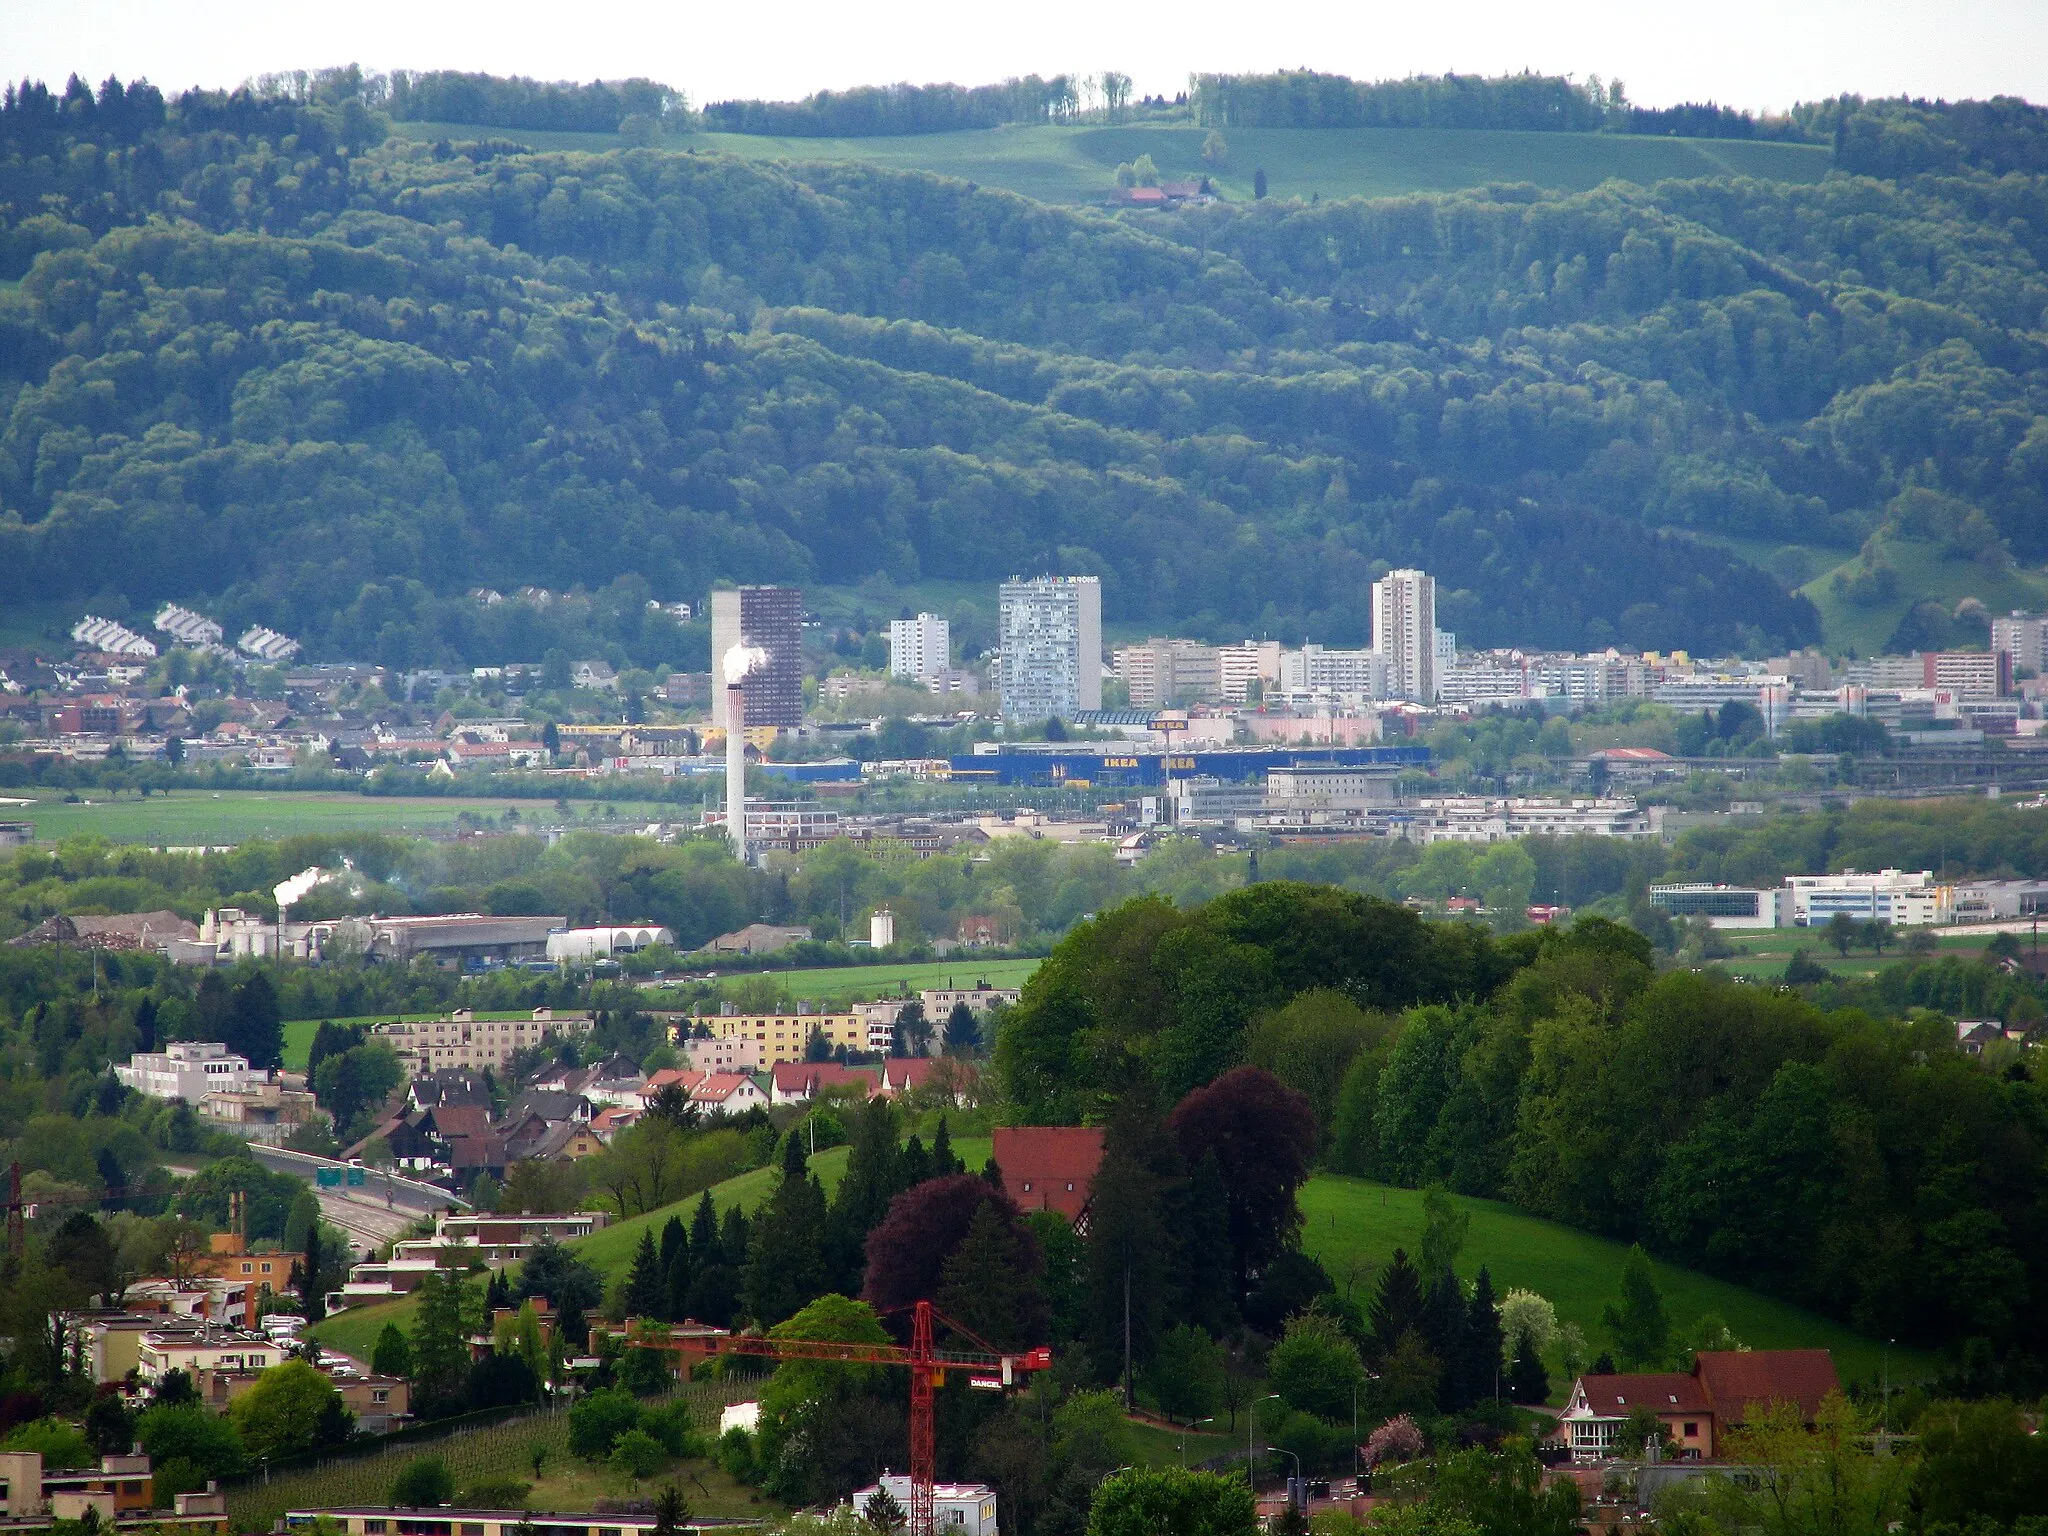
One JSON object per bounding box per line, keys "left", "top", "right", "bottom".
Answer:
{"left": 1466, "top": 1266, "right": 1505, "bottom": 1404}
{"left": 930, "top": 1117, "right": 961, "bottom": 1177}
{"left": 826, "top": 1097, "right": 901, "bottom": 1291}
{"left": 626, "top": 1229, "right": 666, "bottom": 1319}
{"left": 1508, "top": 1333, "right": 1550, "bottom": 1404}
{"left": 1422, "top": 1270, "right": 1471, "bottom": 1411}
{"left": 1177, "top": 1150, "right": 1236, "bottom": 1335}
{"left": 659, "top": 1215, "right": 687, "bottom": 1274}
{"left": 936, "top": 1198, "right": 1048, "bottom": 1350}
{"left": 1368, "top": 1248, "right": 1427, "bottom": 1365}
{"left": 743, "top": 1134, "right": 827, "bottom": 1326}
{"left": 900, "top": 1134, "right": 931, "bottom": 1189}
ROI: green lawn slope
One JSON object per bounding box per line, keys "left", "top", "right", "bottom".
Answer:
{"left": 390, "top": 119, "right": 1830, "bottom": 206}
{"left": 1801, "top": 536, "right": 2048, "bottom": 657}
{"left": 1299, "top": 1176, "right": 1934, "bottom": 1387}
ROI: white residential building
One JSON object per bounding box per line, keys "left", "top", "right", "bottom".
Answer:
{"left": 114, "top": 1042, "right": 260, "bottom": 1104}
{"left": 1395, "top": 797, "right": 1663, "bottom": 844}
{"left": 890, "top": 613, "right": 951, "bottom": 681}
{"left": 856, "top": 1477, "right": 998, "bottom": 1536}
{"left": 1217, "top": 640, "right": 1284, "bottom": 702}
{"left": 1785, "top": 870, "right": 1953, "bottom": 927}
{"left": 1372, "top": 568, "right": 1436, "bottom": 702}
{"left": 1265, "top": 766, "right": 1403, "bottom": 808}
{"left": 153, "top": 606, "right": 224, "bottom": 647}
{"left": 998, "top": 576, "right": 1102, "bottom": 721}
{"left": 71, "top": 615, "right": 157, "bottom": 658}
{"left": 236, "top": 626, "right": 301, "bottom": 663}
{"left": 1279, "top": 644, "right": 1388, "bottom": 699}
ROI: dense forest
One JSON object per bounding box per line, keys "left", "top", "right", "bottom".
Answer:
{"left": 0, "top": 76, "right": 2044, "bottom": 659}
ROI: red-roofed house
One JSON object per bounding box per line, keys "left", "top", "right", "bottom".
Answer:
{"left": 992, "top": 1126, "right": 1105, "bottom": 1226}
{"left": 1560, "top": 1349, "right": 1840, "bottom": 1461}
{"left": 876, "top": 1057, "right": 943, "bottom": 1097}
{"left": 692, "top": 1072, "right": 769, "bottom": 1115}
{"left": 770, "top": 1062, "right": 878, "bottom": 1105}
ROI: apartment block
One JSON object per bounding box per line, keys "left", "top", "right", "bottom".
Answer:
{"left": 1217, "top": 641, "right": 1283, "bottom": 702}
{"left": 1112, "top": 638, "right": 1222, "bottom": 708}
{"left": 710, "top": 586, "right": 804, "bottom": 728}
{"left": 1372, "top": 568, "right": 1436, "bottom": 701}
{"left": 691, "top": 1010, "right": 871, "bottom": 1065}
{"left": 1992, "top": 612, "right": 2048, "bottom": 676}
{"left": 889, "top": 613, "right": 950, "bottom": 680}
{"left": 998, "top": 576, "right": 1102, "bottom": 721}
{"left": 370, "top": 1008, "right": 593, "bottom": 1077}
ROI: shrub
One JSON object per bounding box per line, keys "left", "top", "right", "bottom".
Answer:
{"left": 619, "top": 1348, "right": 673, "bottom": 1397}
{"left": 1, "top": 1417, "right": 94, "bottom": 1470}
{"left": 1363, "top": 1414, "right": 1424, "bottom": 1468}
{"left": 611, "top": 1429, "right": 668, "bottom": 1479}
{"left": 389, "top": 1456, "right": 454, "bottom": 1508}
{"left": 570, "top": 1388, "right": 643, "bottom": 1460}
{"left": 717, "top": 1427, "right": 756, "bottom": 1483}
{"left": 639, "top": 1402, "right": 706, "bottom": 1459}
{"left": 457, "top": 1479, "right": 530, "bottom": 1509}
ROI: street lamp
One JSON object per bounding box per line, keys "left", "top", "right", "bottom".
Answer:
{"left": 1180, "top": 1416, "right": 1216, "bottom": 1466}
{"left": 1250, "top": 1394, "right": 1281, "bottom": 1491}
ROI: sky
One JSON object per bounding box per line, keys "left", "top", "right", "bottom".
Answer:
{"left": 5, "top": 0, "right": 2045, "bottom": 114}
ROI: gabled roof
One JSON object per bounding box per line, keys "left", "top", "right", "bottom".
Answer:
{"left": 770, "top": 1062, "right": 876, "bottom": 1096}
{"left": 423, "top": 1105, "right": 494, "bottom": 1140}
{"left": 505, "top": 1089, "right": 589, "bottom": 1125}
{"left": 878, "top": 1057, "right": 941, "bottom": 1093}
{"left": 693, "top": 1072, "right": 760, "bottom": 1103}
{"left": 992, "top": 1126, "right": 1104, "bottom": 1222}
{"left": 1570, "top": 1372, "right": 1709, "bottom": 1419}
{"left": 1694, "top": 1350, "right": 1840, "bottom": 1423}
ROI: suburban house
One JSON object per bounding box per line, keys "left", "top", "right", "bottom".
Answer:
{"left": 770, "top": 1062, "right": 878, "bottom": 1105}
{"left": 992, "top": 1126, "right": 1105, "bottom": 1225}
{"left": 877, "top": 1057, "right": 943, "bottom": 1097}
{"left": 687, "top": 1071, "right": 769, "bottom": 1115}
{"left": 1559, "top": 1349, "right": 1842, "bottom": 1461}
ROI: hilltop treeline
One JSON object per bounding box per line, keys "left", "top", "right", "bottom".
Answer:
{"left": 703, "top": 76, "right": 1085, "bottom": 137}
{"left": 997, "top": 885, "right": 2048, "bottom": 1385}
{"left": 1, "top": 77, "right": 2045, "bottom": 656}
{"left": 381, "top": 70, "right": 684, "bottom": 133}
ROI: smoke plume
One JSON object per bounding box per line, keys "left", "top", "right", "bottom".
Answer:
{"left": 722, "top": 644, "right": 769, "bottom": 685}
{"left": 273, "top": 866, "right": 327, "bottom": 909}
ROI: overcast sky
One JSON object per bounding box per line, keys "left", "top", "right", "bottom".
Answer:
{"left": 7, "top": 0, "right": 2044, "bottom": 114}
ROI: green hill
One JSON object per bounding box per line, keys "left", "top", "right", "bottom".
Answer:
{"left": 1299, "top": 1176, "right": 1933, "bottom": 1387}
{"left": 314, "top": 1144, "right": 1919, "bottom": 1394}
{"left": 390, "top": 120, "right": 1829, "bottom": 206}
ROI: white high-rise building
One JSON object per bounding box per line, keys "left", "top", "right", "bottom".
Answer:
{"left": 997, "top": 576, "right": 1101, "bottom": 722}
{"left": 1992, "top": 611, "right": 2048, "bottom": 676}
{"left": 1279, "top": 645, "right": 1387, "bottom": 699}
{"left": 889, "top": 614, "right": 950, "bottom": 681}
{"left": 1373, "top": 568, "right": 1437, "bottom": 702}
{"left": 1218, "top": 641, "right": 1283, "bottom": 703}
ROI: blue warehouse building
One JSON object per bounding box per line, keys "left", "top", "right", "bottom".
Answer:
{"left": 945, "top": 745, "right": 1430, "bottom": 788}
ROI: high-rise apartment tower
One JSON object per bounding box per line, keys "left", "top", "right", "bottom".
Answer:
{"left": 998, "top": 577, "right": 1101, "bottom": 722}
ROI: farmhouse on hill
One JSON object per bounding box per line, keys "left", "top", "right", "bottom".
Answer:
{"left": 1560, "top": 1348, "right": 1841, "bottom": 1461}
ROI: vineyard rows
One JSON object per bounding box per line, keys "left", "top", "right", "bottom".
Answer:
{"left": 226, "top": 1382, "right": 748, "bottom": 1534}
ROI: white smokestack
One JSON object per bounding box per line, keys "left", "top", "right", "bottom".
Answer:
{"left": 726, "top": 680, "right": 748, "bottom": 864}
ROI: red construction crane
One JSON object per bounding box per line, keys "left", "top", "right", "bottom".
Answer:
{"left": 615, "top": 1300, "right": 1051, "bottom": 1536}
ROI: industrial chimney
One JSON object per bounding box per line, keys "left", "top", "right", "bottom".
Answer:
{"left": 725, "top": 679, "right": 747, "bottom": 864}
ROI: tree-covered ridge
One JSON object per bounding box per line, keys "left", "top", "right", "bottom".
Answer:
{"left": 0, "top": 83, "right": 2043, "bottom": 655}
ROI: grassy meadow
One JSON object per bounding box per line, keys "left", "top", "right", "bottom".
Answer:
{"left": 1298, "top": 1176, "right": 1934, "bottom": 1387}
{"left": 389, "top": 119, "right": 1832, "bottom": 206}
{"left": 7, "top": 789, "right": 678, "bottom": 848}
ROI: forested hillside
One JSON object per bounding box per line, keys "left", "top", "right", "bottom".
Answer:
{"left": 1, "top": 78, "right": 2044, "bottom": 659}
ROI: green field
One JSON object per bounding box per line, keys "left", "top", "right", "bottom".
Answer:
{"left": 1299, "top": 1177, "right": 1933, "bottom": 1387}
{"left": 668, "top": 958, "right": 1042, "bottom": 1005}
{"left": 1700, "top": 925, "right": 2000, "bottom": 983}
{"left": 1800, "top": 535, "right": 2048, "bottom": 656}
{"left": 392, "top": 119, "right": 1831, "bottom": 206}
{"left": 7, "top": 789, "right": 680, "bottom": 848}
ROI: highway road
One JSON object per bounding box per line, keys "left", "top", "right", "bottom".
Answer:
{"left": 247, "top": 1146, "right": 469, "bottom": 1258}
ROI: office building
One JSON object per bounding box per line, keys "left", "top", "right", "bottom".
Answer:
{"left": 1785, "top": 869, "right": 1952, "bottom": 927}
{"left": 710, "top": 586, "right": 804, "bottom": 728}
{"left": 998, "top": 576, "right": 1101, "bottom": 721}
{"left": 1373, "top": 568, "right": 1437, "bottom": 702}
{"left": 1648, "top": 884, "right": 1785, "bottom": 928}
{"left": 889, "top": 613, "right": 950, "bottom": 681}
